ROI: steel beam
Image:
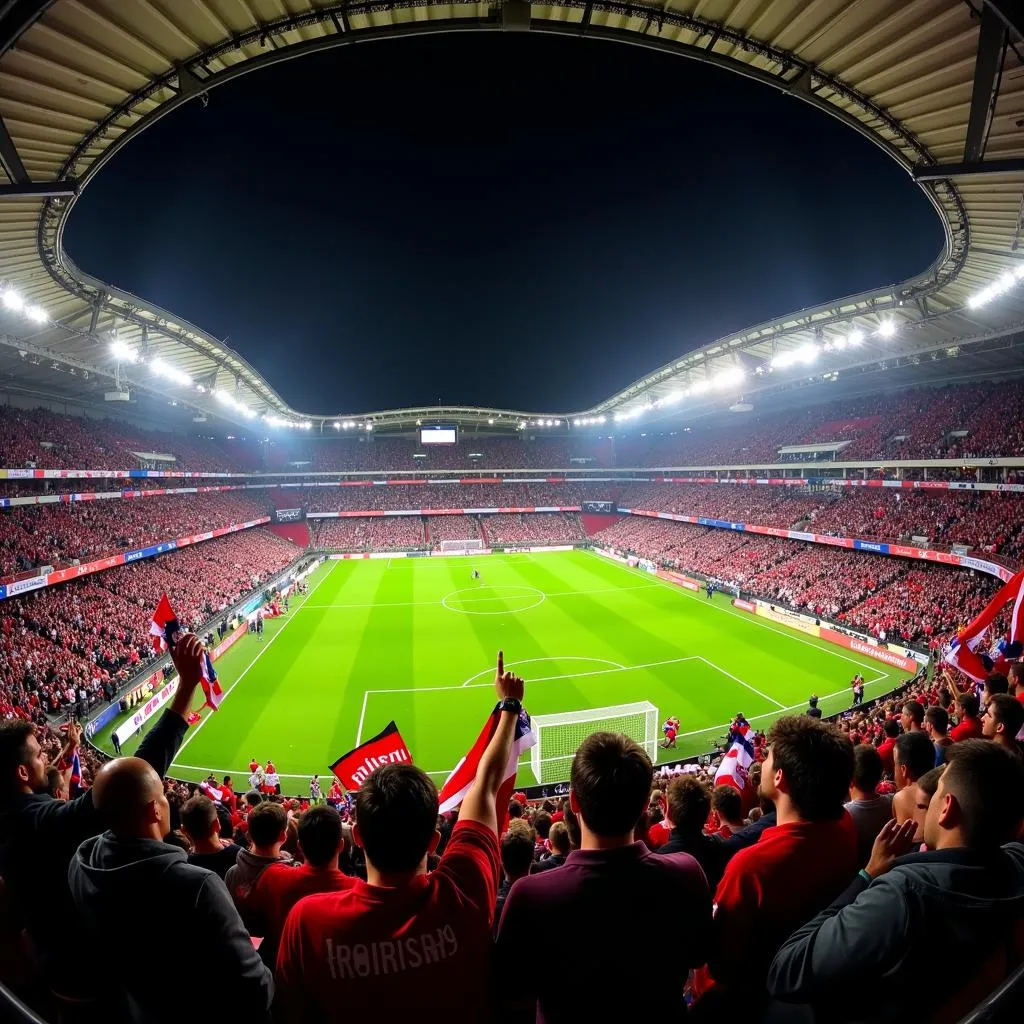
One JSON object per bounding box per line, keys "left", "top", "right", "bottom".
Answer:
{"left": 913, "top": 158, "right": 1024, "bottom": 181}
{"left": 965, "top": 4, "right": 1007, "bottom": 163}
{"left": 0, "top": 180, "right": 78, "bottom": 199}
{"left": 0, "top": 114, "right": 28, "bottom": 185}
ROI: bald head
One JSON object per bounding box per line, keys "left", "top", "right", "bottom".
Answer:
{"left": 93, "top": 758, "right": 167, "bottom": 839}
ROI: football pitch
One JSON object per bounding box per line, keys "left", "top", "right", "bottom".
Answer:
{"left": 96, "top": 550, "right": 910, "bottom": 789}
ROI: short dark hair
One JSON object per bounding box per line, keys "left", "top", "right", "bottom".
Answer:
{"left": 500, "top": 820, "right": 535, "bottom": 879}
{"left": 507, "top": 799, "right": 523, "bottom": 820}
{"left": 548, "top": 820, "right": 571, "bottom": 855}
{"left": 297, "top": 805, "right": 343, "bottom": 867}
{"left": 534, "top": 810, "right": 552, "bottom": 840}
{"left": 924, "top": 706, "right": 948, "bottom": 734}
{"left": 45, "top": 766, "right": 64, "bottom": 798}
{"left": 0, "top": 721, "right": 34, "bottom": 792}
{"left": 895, "top": 731, "right": 936, "bottom": 781}
{"left": 247, "top": 801, "right": 287, "bottom": 847}
{"left": 902, "top": 701, "right": 924, "bottom": 726}
{"left": 957, "top": 693, "right": 980, "bottom": 718}
{"left": 562, "top": 801, "right": 581, "bottom": 849}
{"left": 852, "top": 743, "right": 883, "bottom": 793}
{"left": 663, "top": 778, "right": 712, "bottom": 835}
{"left": 916, "top": 766, "right": 943, "bottom": 802}
{"left": 943, "top": 740, "right": 1024, "bottom": 847}
{"left": 1009, "top": 662, "right": 1024, "bottom": 688}
{"left": 711, "top": 785, "right": 742, "bottom": 822}
{"left": 354, "top": 764, "right": 438, "bottom": 873}
{"left": 984, "top": 673, "right": 1009, "bottom": 696}
{"left": 767, "top": 717, "right": 853, "bottom": 821}
{"left": 244, "top": 791, "right": 263, "bottom": 808}
{"left": 571, "top": 732, "right": 653, "bottom": 837}
{"left": 988, "top": 694, "right": 1024, "bottom": 738}
{"left": 883, "top": 719, "right": 900, "bottom": 738}
{"left": 180, "top": 795, "right": 218, "bottom": 840}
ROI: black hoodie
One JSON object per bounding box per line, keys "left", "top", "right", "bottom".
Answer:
{"left": 69, "top": 833, "right": 273, "bottom": 1024}
{"left": 767, "top": 843, "right": 1024, "bottom": 1023}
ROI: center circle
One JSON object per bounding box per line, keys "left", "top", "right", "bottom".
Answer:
{"left": 441, "top": 585, "right": 546, "bottom": 615}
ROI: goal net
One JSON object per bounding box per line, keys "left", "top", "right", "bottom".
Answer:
{"left": 529, "top": 701, "right": 659, "bottom": 784}
{"left": 440, "top": 538, "right": 484, "bottom": 553}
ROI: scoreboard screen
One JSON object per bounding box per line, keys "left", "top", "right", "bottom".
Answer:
{"left": 420, "top": 425, "right": 457, "bottom": 445}
{"left": 274, "top": 507, "right": 305, "bottom": 524}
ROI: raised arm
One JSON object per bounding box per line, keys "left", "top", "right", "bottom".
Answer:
{"left": 134, "top": 632, "right": 204, "bottom": 779}
{"left": 457, "top": 650, "right": 525, "bottom": 835}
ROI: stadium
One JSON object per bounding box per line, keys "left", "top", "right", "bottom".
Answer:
{"left": 1, "top": 1, "right": 1024, "bottom": 1022}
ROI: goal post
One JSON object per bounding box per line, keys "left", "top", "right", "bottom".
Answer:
{"left": 529, "top": 701, "right": 659, "bottom": 784}
{"left": 440, "top": 538, "right": 484, "bottom": 553}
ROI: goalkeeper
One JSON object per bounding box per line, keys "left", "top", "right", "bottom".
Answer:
{"left": 472, "top": 569, "right": 482, "bottom": 583}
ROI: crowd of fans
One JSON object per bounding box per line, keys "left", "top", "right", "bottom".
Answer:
{"left": 615, "top": 483, "right": 1024, "bottom": 559}
{"left": 0, "top": 527, "right": 298, "bottom": 722}
{"left": 5, "top": 379, "right": 1024, "bottom": 480}
{"left": 0, "top": 493, "right": 271, "bottom": 579}
{"left": 593, "top": 516, "right": 1001, "bottom": 646}
{"left": 308, "top": 517, "right": 426, "bottom": 551}
{"left": 481, "top": 513, "right": 585, "bottom": 546}
{"left": 1, "top": 637, "right": 1022, "bottom": 1023}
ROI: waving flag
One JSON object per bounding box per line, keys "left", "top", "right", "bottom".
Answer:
{"left": 150, "top": 593, "right": 224, "bottom": 710}
{"left": 438, "top": 706, "right": 535, "bottom": 832}
{"left": 943, "top": 569, "right": 1024, "bottom": 683}
{"left": 715, "top": 721, "right": 755, "bottom": 794}
{"left": 200, "top": 780, "right": 225, "bottom": 803}
{"left": 69, "top": 750, "right": 82, "bottom": 796}
{"left": 330, "top": 721, "right": 413, "bottom": 789}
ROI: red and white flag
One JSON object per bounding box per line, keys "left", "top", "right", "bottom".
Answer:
{"left": 329, "top": 721, "right": 412, "bottom": 789}
{"left": 438, "top": 706, "right": 535, "bottom": 833}
{"left": 149, "top": 593, "right": 224, "bottom": 710}
{"left": 714, "top": 721, "right": 755, "bottom": 795}
{"left": 943, "top": 569, "right": 1024, "bottom": 683}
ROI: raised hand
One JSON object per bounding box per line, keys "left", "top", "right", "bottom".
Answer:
{"left": 170, "top": 632, "right": 205, "bottom": 693}
{"left": 494, "top": 649, "right": 525, "bottom": 702}
{"left": 865, "top": 818, "right": 918, "bottom": 879}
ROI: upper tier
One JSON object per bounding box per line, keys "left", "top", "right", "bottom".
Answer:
{"left": 3, "top": 378, "right": 1024, "bottom": 475}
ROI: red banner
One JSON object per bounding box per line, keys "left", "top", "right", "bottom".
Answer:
{"left": 330, "top": 721, "right": 413, "bottom": 789}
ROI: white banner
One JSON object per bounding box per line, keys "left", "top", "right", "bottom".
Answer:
{"left": 113, "top": 678, "right": 178, "bottom": 746}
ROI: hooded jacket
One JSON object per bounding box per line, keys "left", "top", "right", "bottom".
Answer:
{"left": 69, "top": 833, "right": 273, "bottom": 1023}
{"left": 224, "top": 848, "right": 293, "bottom": 934}
{"left": 0, "top": 710, "right": 185, "bottom": 990}
{"left": 767, "top": 843, "right": 1024, "bottom": 1023}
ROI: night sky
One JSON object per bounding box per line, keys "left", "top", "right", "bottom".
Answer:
{"left": 66, "top": 34, "right": 944, "bottom": 415}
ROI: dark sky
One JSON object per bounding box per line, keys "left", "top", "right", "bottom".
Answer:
{"left": 66, "top": 34, "right": 944, "bottom": 415}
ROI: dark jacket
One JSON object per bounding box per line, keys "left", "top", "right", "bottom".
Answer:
{"left": 0, "top": 710, "right": 185, "bottom": 990}
{"left": 719, "top": 809, "right": 777, "bottom": 860}
{"left": 767, "top": 843, "right": 1024, "bottom": 1023}
{"left": 225, "top": 848, "right": 293, "bottom": 934}
{"left": 531, "top": 853, "right": 567, "bottom": 873}
{"left": 69, "top": 834, "right": 273, "bottom": 1024}
{"left": 656, "top": 828, "right": 727, "bottom": 889}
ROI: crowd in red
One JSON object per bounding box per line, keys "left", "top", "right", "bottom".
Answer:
{"left": 482, "top": 513, "right": 585, "bottom": 546}
{"left": 592, "top": 516, "right": 999, "bottom": 646}
{"left": 308, "top": 517, "right": 426, "bottom": 550}
{"left": 5, "top": 378, "right": 1024, "bottom": 479}
{"left": 0, "top": 527, "right": 298, "bottom": 722}
{"left": 0, "top": 493, "right": 271, "bottom": 580}
{"left": 615, "top": 484, "right": 1024, "bottom": 561}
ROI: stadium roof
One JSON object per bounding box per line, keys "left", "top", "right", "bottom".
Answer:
{"left": 1, "top": 1, "right": 1023, "bottom": 434}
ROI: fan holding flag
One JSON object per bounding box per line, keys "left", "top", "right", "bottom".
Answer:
{"left": 276, "top": 651, "right": 529, "bottom": 1022}
{"left": 150, "top": 593, "right": 223, "bottom": 711}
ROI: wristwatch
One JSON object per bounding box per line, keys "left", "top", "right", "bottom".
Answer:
{"left": 497, "top": 697, "right": 523, "bottom": 715}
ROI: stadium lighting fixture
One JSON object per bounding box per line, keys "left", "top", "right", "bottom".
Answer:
{"left": 110, "top": 340, "right": 138, "bottom": 363}
{"left": 150, "top": 358, "right": 192, "bottom": 387}
{"left": 847, "top": 329, "right": 864, "bottom": 346}
{"left": 365, "top": 422, "right": 373, "bottom": 431}
{"left": 24, "top": 304, "right": 47, "bottom": 324}
{"left": 1, "top": 288, "right": 23, "bottom": 312}
{"left": 713, "top": 367, "right": 744, "bottom": 390}
{"left": 488, "top": 418, "right": 495, "bottom": 425}
{"left": 333, "top": 421, "right": 341, "bottom": 430}
{"left": 878, "top": 320, "right": 897, "bottom": 339}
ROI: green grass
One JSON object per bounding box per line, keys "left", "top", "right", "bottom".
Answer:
{"left": 96, "top": 551, "right": 911, "bottom": 790}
